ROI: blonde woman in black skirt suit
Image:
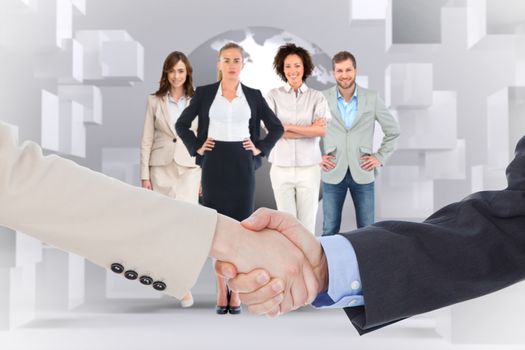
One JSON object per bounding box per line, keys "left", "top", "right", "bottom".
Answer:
{"left": 176, "top": 42, "right": 283, "bottom": 315}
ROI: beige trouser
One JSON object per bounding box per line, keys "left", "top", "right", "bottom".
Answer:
{"left": 150, "top": 162, "right": 201, "bottom": 204}
{"left": 269, "top": 164, "right": 321, "bottom": 234}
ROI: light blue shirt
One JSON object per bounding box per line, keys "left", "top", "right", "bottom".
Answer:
{"left": 336, "top": 86, "right": 358, "bottom": 129}
{"left": 312, "top": 235, "right": 364, "bottom": 308}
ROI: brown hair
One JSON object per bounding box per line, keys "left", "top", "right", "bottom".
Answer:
{"left": 217, "top": 42, "right": 245, "bottom": 81}
{"left": 154, "top": 51, "right": 194, "bottom": 98}
{"left": 331, "top": 51, "right": 357, "bottom": 70}
{"left": 273, "top": 43, "right": 314, "bottom": 82}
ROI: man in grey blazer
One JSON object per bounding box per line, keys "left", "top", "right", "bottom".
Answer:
{"left": 321, "top": 51, "right": 400, "bottom": 233}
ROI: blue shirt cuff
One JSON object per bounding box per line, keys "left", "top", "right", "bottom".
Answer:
{"left": 311, "top": 234, "right": 364, "bottom": 309}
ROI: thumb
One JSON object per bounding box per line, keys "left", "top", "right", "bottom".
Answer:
{"left": 241, "top": 207, "right": 291, "bottom": 232}
{"left": 243, "top": 208, "right": 320, "bottom": 266}
{"left": 214, "top": 261, "right": 238, "bottom": 279}
{"left": 240, "top": 213, "right": 270, "bottom": 232}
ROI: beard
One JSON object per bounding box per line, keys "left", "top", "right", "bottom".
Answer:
{"left": 337, "top": 79, "right": 355, "bottom": 90}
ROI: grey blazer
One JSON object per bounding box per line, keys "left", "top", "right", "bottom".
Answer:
{"left": 321, "top": 86, "right": 400, "bottom": 184}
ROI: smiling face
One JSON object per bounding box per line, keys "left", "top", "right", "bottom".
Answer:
{"left": 167, "top": 60, "right": 187, "bottom": 90}
{"left": 333, "top": 59, "right": 356, "bottom": 90}
{"left": 283, "top": 54, "right": 304, "bottom": 88}
{"left": 217, "top": 48, "right": 244, "bottom": 81}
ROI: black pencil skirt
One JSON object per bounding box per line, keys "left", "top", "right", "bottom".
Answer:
{"left": 201, "top": 141, "right": 255, "bottom": 221}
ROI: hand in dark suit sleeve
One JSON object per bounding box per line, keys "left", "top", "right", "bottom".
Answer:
{"left": 212, "top": 137, "right": 525, "bottom": 335}
{"left": 343, "top": 135, "right": 525, "bottom": 334}
{"left": 175, "top": 87, "right": 202, "bottom": 156}
{"left": 254, "top": 90, "right": 284, "bottom": 156}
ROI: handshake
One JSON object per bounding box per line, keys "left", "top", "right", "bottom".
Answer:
{"left": 209, "top": 208, "right": 329, "bottom": 317}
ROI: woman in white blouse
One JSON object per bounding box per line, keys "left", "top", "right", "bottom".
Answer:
{"left": 176, "top": 42, "right": 283, "bottom": 315}
{"left": 266, "top": 43, "right": 331, "bottom": 234}
{"left": 140, "top": 51, "right": 200, "bottom": 307}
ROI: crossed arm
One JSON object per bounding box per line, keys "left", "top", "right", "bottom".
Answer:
{"left": 282, "top": 118, "right": 327, "bottom": 139}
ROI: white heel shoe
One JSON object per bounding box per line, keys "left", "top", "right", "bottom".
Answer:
{"left": 181, "top": 293, "right": 194, "bottom": 308}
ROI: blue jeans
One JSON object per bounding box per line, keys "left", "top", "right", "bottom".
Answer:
{"left": 322, "top": 170, "right": 375, "bottom": 236}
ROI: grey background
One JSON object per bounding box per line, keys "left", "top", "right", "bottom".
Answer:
{"left": 1, "top": 0, "right": 525, "bottom": 348}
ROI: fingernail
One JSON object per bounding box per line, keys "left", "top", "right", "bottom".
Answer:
{"left": 274, "top": 293, "right": 284, "bottom": 303}
{"left": 256, "top": 272, "right": 269, "bottom": 285}
{"left": 272, "top": 281, "right": 283, "bottom": 292}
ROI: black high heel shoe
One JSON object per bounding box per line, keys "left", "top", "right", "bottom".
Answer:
{"left": 215, "top": 305, "right": 229, "bottom": 315}
{"left": 227, "top": 288, "right": 242, "bottom": 315}
{"left": 216, "top": 288, "right": 229, "bottom": 315}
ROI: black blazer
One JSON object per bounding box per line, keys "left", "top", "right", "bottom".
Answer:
{"left": 341, "top": 135, "right": 525, "bottom": 334}
{"left": 175, "top": 81, "right": 284, "bottom": 169}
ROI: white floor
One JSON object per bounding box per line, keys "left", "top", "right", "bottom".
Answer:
{"left": 1, "top": 298, "right": 524, "bottom": 350}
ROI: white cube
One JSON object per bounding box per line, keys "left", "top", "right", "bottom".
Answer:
{"left": 385, "top": 63, "right": 433, "bottom": 108}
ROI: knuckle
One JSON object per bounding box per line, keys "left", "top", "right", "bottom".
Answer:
{"left": 264, "top": 301, "right": 277, "bottom": 312}
{"left": 285, "top": 264, "right": 300, "bottom": 277}
{"left": 280, "top": 303, "right": 291, "bottom": 314}
{"left": 238, "top": 293, "right": 252, "bottom": 305}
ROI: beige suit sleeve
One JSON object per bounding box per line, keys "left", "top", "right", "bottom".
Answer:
{"left": 0, "top": 122, "right": 217, "bottom": 299}
{"left": 140, "top": 96, "right": 156, "bottom": 180}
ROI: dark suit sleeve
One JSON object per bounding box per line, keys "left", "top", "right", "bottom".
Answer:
{"left": 506, "top": 136, "right": 525, "bottom": 191}
{"left": 254, "top": 90, "right": 284, "bottom": 157}
{"left": 175, "top": 87, "right": 202, "bottom": 156}
{"left": 341, "top": 136, "right": 525, "bottom": 334}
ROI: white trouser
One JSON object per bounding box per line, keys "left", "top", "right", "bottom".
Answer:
{"left": 150, "top": 162, "right": 201, "bottom": 204}
{"left": 269, "top": 164, "right": 321, "bottom": 234}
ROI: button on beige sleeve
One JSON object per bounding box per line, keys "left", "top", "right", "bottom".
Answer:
{"left": 0, "top": 122, "right": 217, "bottom": 299}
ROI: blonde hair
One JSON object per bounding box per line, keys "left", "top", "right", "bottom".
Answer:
{"left": 217, "top": 42, "right": 245, "bottom": 80}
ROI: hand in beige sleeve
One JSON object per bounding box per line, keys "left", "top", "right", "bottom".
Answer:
{"left": 0, "top": 121, "right": 217, "bottom": 299}
{"left": 0, "top": 121, "right": 316, "bottom": 308}
{"left": 209, "top": 213, "right": 321, "bottom": 315}
{"left": 215, "top": 208, "right": 329, "bottom": 316}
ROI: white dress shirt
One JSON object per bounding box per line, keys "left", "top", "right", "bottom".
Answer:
{"left": 208, "top": 83, "right": 251, "bottom": 141}
{"left": 266, "top": 83, "right": 331, "bottom": 166}
{"left": 167, "top": 94, "right": 188, "bottom": 127}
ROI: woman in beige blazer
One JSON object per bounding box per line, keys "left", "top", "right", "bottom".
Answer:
{"left": 140, "top": 51, "right": 200, "bottom": 307}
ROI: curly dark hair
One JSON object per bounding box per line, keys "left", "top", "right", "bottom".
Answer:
{"left": 273, "top": 43, "right": 314, "bottom": 82}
